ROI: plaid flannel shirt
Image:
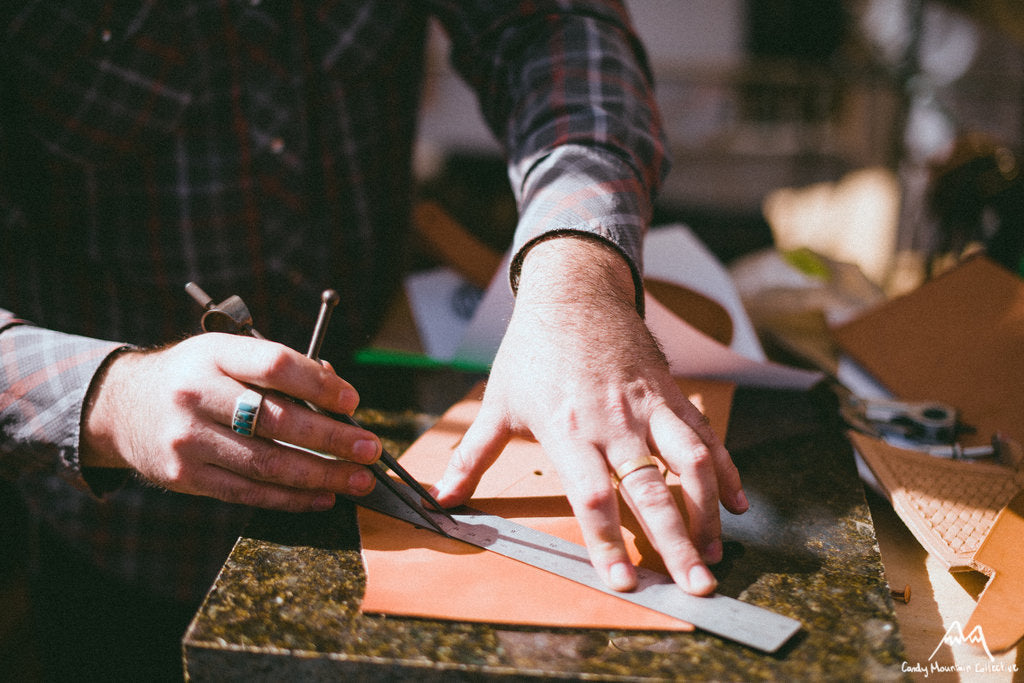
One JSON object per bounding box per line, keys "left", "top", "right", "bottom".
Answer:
{"left": 0, "top": 0, "right": 666, "bottom": 603}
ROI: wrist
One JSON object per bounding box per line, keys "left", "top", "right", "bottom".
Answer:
{"left": 516, "top": 233, "right": 640, "bottom": 314}
{"left": 512, "top": 231, "right": 645, "bottom": 314}
{"left": 80, "top": 346, "right": 139, "bottom": 469}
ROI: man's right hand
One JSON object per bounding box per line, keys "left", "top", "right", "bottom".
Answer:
{"left": 80, "top": 333, "right": 381, "bottom": 511}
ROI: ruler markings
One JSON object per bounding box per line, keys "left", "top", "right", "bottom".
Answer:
{"left": 352, "top": 484, "right": 802, "bottom": 653}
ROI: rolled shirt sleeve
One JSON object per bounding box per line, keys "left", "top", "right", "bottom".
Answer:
{"left": 432, "top": 0, "right": 669, "bottom": 312}
{"left": 0, "top": 309, "right": 126, "bottom": 490}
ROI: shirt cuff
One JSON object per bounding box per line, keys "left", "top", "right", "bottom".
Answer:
{"left": 509, "top": 229, "right": 646, "bottom": 315}
{"left": 508, "top": 145, "right": 651, "bottom": 314}
{"left": 0, "top": 323, "right": 130, "bottom": 495}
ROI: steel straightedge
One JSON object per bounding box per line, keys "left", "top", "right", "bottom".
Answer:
{"left": 352, "top": 481, "right": 802, "bottom": 654}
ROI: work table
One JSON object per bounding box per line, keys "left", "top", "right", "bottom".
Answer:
{"left": 182, "top": 370, "right": 907, "bottom": 681}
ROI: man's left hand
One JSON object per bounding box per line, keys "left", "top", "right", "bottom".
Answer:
{"left": 431, "top": 235, "right": 749, "bottom": 596}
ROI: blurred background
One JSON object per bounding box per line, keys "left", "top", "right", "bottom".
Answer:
{"left": 414, "top": 0, "right": 1024, "bottom": 292}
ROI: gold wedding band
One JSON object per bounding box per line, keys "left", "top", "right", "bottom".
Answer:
{"left": 613, "top": 455, "right": 660, "bottom": 481}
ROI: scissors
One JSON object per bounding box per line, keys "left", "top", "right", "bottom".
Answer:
{"left": 185, "top": 282, "right": 453, "bottom": 534}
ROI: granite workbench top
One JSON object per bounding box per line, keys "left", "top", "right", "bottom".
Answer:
{"left": 183, "top": 374, "right": 908, "bottom": 681}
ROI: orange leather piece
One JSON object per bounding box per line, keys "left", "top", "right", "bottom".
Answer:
{"left": 358, "top": 378, "right": 734, "bottom": 630}
{"left": 965, "top": 491, "right": 1024, "bottom": 653}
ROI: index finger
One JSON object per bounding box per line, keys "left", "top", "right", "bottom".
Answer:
{"left": 204, "top": 334, "right": 360, "bottom": 415}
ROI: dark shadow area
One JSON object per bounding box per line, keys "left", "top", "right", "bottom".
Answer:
{"left": 245, "top": 500, "right": 362, "bottom": 552}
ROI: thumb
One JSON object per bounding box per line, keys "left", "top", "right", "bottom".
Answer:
{"left": 430, "top": 406, "right": 511, "bottom": 507}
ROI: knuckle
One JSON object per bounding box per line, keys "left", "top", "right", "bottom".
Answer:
{"left": 245, "top": 448, "right": 286, "bottom": 481}
{"left": 718, "top": 462, "right": 742, "bottom": 493}
{"left": 160, "top": 456, "right": 189, "bottom": 483}
{"left": 318, "top": 465, "right": 340, "bottom": 492}
{"left": 720, "top": 456, "right": 741, "bottom": 480}
{"left": 164, "top": 428, "right": 194, "bottom": 456}
{"left": 201, "top": 476, "right": 258, "bottom": 508}
{"left": 234, "top": 485, "right": 272, "bottom": 509}
{"left": 659, "top": 537, "right": 700, "bottom": 565}
{"left": 599, "top": 399, "right": 633, "bottom": 438}
{"left": 319, "top": 426, "right": 351, "bottom": 459}
{"left": 588, "top": 537, "right": 626, "bottom": 562}
{"left": 254, "top": 344, "right": 296, "bottom": 379}
{"left": 575, "top": 486, "right": 618, "bottom": 515}
{"left": 223, "top": 483, "right": 308, "bottom": 513}
{"left": 555, "top": 406, "right": 584, "bottom": 441}
{"left": 169, "top": 386, "right": 204, "bottom": 411}
{"left": 305, "top": 457, "right": 347, "bottom": 491}
{"left": 448, "top": 445, "right": 478, "bottom": 475}
{"left": 163, "top": 431, "right": 202, "bottom": 479}
{"left": 629, "top": 477, "right": 677, "bottom": 508}
{"left": 253, "top": 400, "right": 283, "bottom": 436}
{"left": 310, "top": 367, "right": 339, "bottom": 401}
{"left": 682, "top": 444, "right": 714, "bottom": 473}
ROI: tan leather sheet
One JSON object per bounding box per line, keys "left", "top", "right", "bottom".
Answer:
{"left": 848, "top": 430, "right": 1024, "bottom": 571}
{"left": 832, "top": 255, "right": 1024, "bottom": 448}
{"left": 358, "top": 378, "right": 735, "bottom": 630}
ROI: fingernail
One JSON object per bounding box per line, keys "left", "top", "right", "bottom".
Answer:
{"left": 734, "top": 489, "right": 749, "bottom": 510}
{"left": 687, "top": 565, "right": 717, "bottom": 594}
{"left": 312, "top": 493, "right": 335, "bottom": 511}
{"left": 702, "top": 538, "right": 723, "bottom": 564}
{"left": 350, "top": 469, "right": 374, "bottom": 493}
{"left": 609, "top": 561, "right": 636, "bottom": 591}
{"left": 353, "top": 439, "right": 379, "bottom": 462}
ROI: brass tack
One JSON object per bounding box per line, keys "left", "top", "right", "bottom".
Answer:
{"left": 890, "top": 584, "right": 911, "bottom": 604}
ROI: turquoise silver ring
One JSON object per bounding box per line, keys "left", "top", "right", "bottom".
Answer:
{"left": 231, "top": 388, "right": 263, "bottom": 437}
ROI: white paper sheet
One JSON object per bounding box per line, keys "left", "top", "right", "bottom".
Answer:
{"left": 404, "top": 225, "right": 822, "bottom": 389}
{"left": 643, "top": 225, "right": 766, "bottom": 361}
{"left": 403, "top": 267, "right": 486, "bottom": 361}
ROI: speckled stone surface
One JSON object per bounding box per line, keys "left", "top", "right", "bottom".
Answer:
{"left": 183, "top": 378, "right": 908, "bottom": 681}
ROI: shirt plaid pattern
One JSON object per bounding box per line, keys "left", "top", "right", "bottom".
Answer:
{"left": 1, "top": 0, "right": 666, "bottom": 603}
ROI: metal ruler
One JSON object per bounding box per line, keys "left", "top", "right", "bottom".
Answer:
{"left": 353, "top": 482, "right": 802, "bottom": 654}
